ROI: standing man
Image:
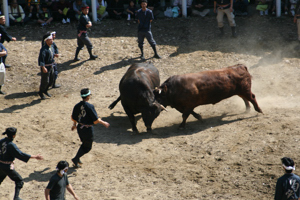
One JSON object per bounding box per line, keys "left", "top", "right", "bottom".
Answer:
{"left": 0, "top": 15, "right": 17, "bottom": 68}
{"left": 214, "top": 0, "right": 237, "bottom": 37}
{"left": 42, "top": 31, "right": 61, "bottom": 89}
{"left": 136, "top": 0, "right": 161, "bottom": 60}
{"left": 45, "top": 161, "right": 79, "bottom": 200}
{"left": 38, "top": 33, "right": 55, "bottom": 100}
{"left": 74, "top": 6, "right": 98, "bottom": 61}
{"left": 0, "top": 34, "right": 8, "bottom": 95}
{"left": 71, "top": 88, "right": 110, "bottom": 168}
{"left": 275, "top": 157, "right": 300, "bottom": 200}
{"left": 0, "top": 127, "right": 43, "bottom": 200}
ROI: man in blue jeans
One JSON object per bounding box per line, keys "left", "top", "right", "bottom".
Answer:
{"left": 136, "top": 0, "right": 161, "bottom": 60}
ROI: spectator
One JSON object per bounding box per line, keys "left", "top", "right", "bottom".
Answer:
{"left": 73, "top": 0, "right": 85, "bottom": 20}
{"left": 214, "top": 0, "right": 237, "bottom": 37}
{"left": 37, "top": 4, "right": 54, "bottom": 26}
{"left": 27, "top": 0, "right": 40, "bottom": 18}
{"left": 233, "top": 0, "right": 249, "bottom": 16}
{"left": 173, "top": 0, "right": 193, "bottom": 16}
{"left": 53, "top": 0, "right": 74, "bottom": 23}
{"left": 126, "top": 0, "right": 137, "bottom": 21}
{"left": 44, "top": 0, "right": 59, "bottom": 11}
{"left": 274, "top": 157, "right": 300, "bottom": 200}
{"left": 8, "top": 0, "right": 29, "bottom": 26}
{"left": 192, "top": 0, "right": 210, "bottom": 17}
{"left": 96, "top": 0, "right": 108, "bottom": 21}
{"left": 256, "top": 0, "right": 270, "bottom": 15}
{"left": 287, "top": 0, "right": 299, "bottom": 16}
{"left": 107, "top": 0, "right": 124, "bottom": 19}
{"left": 294, "top": 0, "right": 300, "bottom": 40}
{"left": 271, "top": 0, "right": 288, "bottom": 15}
{"left": 0, "top": 34, "right": 7, "bottom": 95}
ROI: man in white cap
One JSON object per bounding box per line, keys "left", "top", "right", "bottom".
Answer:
{"left": 275, "top": 157, "right": 300, "bottom": 200}
{"left": 38, "top": 33, "right": 55, "bottom": 100}
{"left": 0, "top": 15, "right": 16, "bottom": 68}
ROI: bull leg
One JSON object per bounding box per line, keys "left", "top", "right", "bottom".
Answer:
{"left": 179, "top": 111, "right": 191, "bottom": 129}
{"left": 240, "top": 93, "right": 263, "bottom": 114}
{"left": 191, "top": 111, "right": 202, "bottom": 121}
{"left": 123, "top": 107, "right": 138, "bottom": 133}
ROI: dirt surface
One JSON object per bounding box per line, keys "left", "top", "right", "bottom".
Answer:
{"left": 1, "top": 7, "right": 300, "bottom": 200}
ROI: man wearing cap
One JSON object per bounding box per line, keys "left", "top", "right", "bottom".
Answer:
{"left": 275, "top": 157, "right": 300, "bottom": 200}
{"left": 0, "top": 15, "right": 17, "bottom": 68}
{"left": 42, "top": 31, "right": 61, "bottom": 89}
{"left": 0, "top": 127, "right": 43, "bottom": 200}
{"left": 45, "top": 161, "right": 79, "bottom": 200}
{"left": 71, "top": 88, "right": 110, "bottom": 168}
{"left": 38, "top": 33, "right": 55, "bottom": 100}
{"left": 74, "top": 6, "right": 98, "bottom": 61}
{"left": 0, "top": 33, "right": 8, "bottom": 95}
{"left": 136, "top": 0, "right": 161, "bottom": 60}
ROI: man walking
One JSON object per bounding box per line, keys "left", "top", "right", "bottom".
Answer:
{"left": 275, "top": 157, "right": 300, "bottom": 200}
{"left": 45, "top": 161, "right": 79, "bottom": 200}
{"left": 38, "top": 33, "right": 55, "bottom": 100}
{"left": 0, "top": 127, "right": 43, "bottom": 200}
{"left": 74, "top": 6, "right": 98, "bottom": 61}
{"left": 71, "top": 88, "right": 110, "bottom": 168}
{"left": 0, "top": 15, "right": 17, "bottom": 68}
{"left": 137, "top": 0, "right": 161, "bottom": 60}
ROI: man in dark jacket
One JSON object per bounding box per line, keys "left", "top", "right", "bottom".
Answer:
{"left": 0, "top": 127, "right": 43, "bottom": 200}
{"left": 275, "top": 157, "right": 300, "bottom": 200}
{"left": 0, "top": 15, "right": 16, "bottom": 68}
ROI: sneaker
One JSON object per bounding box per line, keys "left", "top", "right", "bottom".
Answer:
{"left": 43, "top": 91, "right": 51, "bottom": 97}
{"left": 0, "top": 90, "right": 5, "bottom": 95}
{"left": 62, "top": 18, "right": 66, "bottom": 24}
{"left": 38, "top": 91, "right": 46, "bottom": 100}
{"left": 72, "top": 158, "right": 81, "bottom": 168}
{"left": 66, "top": 18, "right": 70, "bottom": 23}
{"left": 28, "top": 13, "right": 32, "bottom": 18}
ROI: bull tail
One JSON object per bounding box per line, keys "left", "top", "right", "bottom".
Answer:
{"left": 108, "top": 96, "right": 121, "bottom": 110}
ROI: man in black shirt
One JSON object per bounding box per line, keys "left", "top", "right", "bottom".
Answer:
{"left": 71, "top": 88, "right": 110, "bottom": 168}
{"left": 136, "top": 0, "right": 161, "bottom": 60}
{"left": 45, "top": 161, "right": 79, "bottom": 200}
{"left": 74, "top": 6, "right": 97, "bottom": 61}
{"left": 275, "top": 157, "right": 300, "bottom": 200}
{"left": 0, "top": 15, "right": 17, "bottom": 68}
{"left": 38, "top": 33, "right": 55, "bottom": 100}
{"left": 0, "top": 127, "right": 43, "bottom": 200}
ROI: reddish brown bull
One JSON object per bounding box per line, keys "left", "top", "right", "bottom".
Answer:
{"left": 154, "top": 64, "right": 263, "bottom": 128}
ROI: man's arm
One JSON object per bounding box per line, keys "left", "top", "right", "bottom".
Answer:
{"left": 93, "top": 118, "right": 110, "bottom": 128}
{"left": 66, "top": 184, "right": 79, "bottom": 200}
{"left": 45, "top": 188, "right": 51, "bottom": 200}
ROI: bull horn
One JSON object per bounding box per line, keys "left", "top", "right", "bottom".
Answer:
{"left": 160, "top": 104, "right": 168, "bottom": 112}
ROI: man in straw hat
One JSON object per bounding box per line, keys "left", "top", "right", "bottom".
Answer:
{"left": 38, "top": 33, "right": 55, "bottom": 100}
{"left": 275, "top": 157, "right": 300, "bottom": 200}
{"left": 0, "top": 127, "right": 43, "bottom": 200}
{"left": 74, "top": 5, "right": 98, "bottom": 61}
{"left": 0, "top": 15, "right": 16, "bottom": 68}
{"left": 45, "top": 160, "right": 79, "bottom": 200}
{"left": 71, "top": 88, "right": 110, "bottom": 168}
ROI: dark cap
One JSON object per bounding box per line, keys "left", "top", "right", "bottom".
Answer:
{"left": 2, "top": 127, "right": 17, "bottom": 137}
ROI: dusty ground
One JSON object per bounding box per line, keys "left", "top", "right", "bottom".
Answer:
{"left": 1, "top": 6, "right": 300, "bottom": 200}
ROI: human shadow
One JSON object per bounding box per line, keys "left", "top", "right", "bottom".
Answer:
{"left": 57, "top": 59, "right": 88, "bottom": 74}
{"left": 94, "top": 112, "right": 259, "bottom": 145}
{"left": 5, "top": 92, "right": 38, "bottom": 100}
{"left": 93, "top": 56, "right": 148, "bottom": 75}
{"left": 0, "top": 99, "right": 41, "bottom": 113}
{"left": 23, "top": 167, "right": 78, "bottom": 183}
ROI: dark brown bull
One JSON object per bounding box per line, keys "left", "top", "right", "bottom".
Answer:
{"left": 109, "top": 63, "right": 166, "bottom": 132}
{"left": 154, "top": 64, "right": 263, "bottom": 128}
